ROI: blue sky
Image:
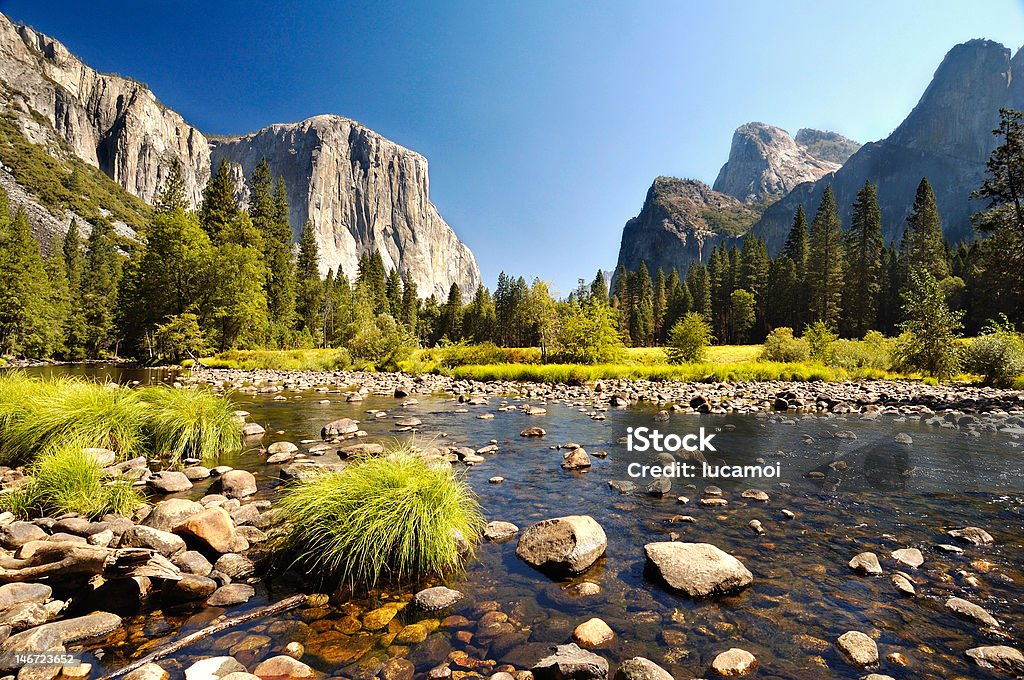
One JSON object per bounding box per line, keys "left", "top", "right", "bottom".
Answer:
{"left": 3, "top": 1, "right": 1023, "bottom": 294}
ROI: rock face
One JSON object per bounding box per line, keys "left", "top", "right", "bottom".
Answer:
{"left": 210, "top": 115, "right": 481, "bottom": 298}
{"left": 614, "top": 177, "right": 757, "bottom": 276}
{"left": 0, "top": 13, "right": 209, "bottom": 206}
{"left": 751, "top": 39, "right": 1024, "bottom": 251}
{"left": 794, "top": 128, "right": 861, "bottom": 164}
{"left": 713, "top": 123, "right": 845, "bottom": 203}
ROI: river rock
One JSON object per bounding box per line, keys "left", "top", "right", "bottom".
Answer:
{"left": 253, "top": 655, "right": 316, "bottom": 680}
{"left": 836, "top": 630, "right": 878, "bottom": 668}
{"left": 948, "top": 526, "right": 994, "bottom": 545}
{"left": 0, "top": 521, "right": 46, "bottom": 549}
{"left": 891, "top": 574, "right": 916, "bottom": 596}
{"left": 484, "top": 521, "right": 519, "bottom": 542}
{"left": 219, "top": 470, "right": 257, "bottom": 498}
{"left": 0, "top": 583, "right": 51, "bottom": 609}
{"left": 414, "top": 586, "right": 463, "bottom": 611}
{"left": 643, "top": 542, "right": 753, "bottom": 597}
{"left": 608, "top": 481, "right": 637, "bottom": 494}
{"left": 120, "top": 525, "right": 187, "bottom": 557}
{"left": 242, "top": 423, "right": 266, "bottom": 437}
{"left": 177, "top": 507, "right": 237, "bottom": 553}
{"left": 613, "top": 657, "right": 673, "bottom": 680}
{"left": 891, "top": 548, "right": 924, "bottom": 568}
{"left": 0, "top": 612, "right": 122, "bottom": 670}
{"left": 149, "top": 471, "right": 193, "bottom": 493}
{"left": 215, "top": 553, "right": 255, "bottom": 579}
{"left": 532, "top": 643, "right": 608, "bottom": 679}
{"left": 946, "top": 596, "right": 999, "bottom": 628}
{"left": 174, "top": 550, "right": 214, "bottom": 576}
{"left": 123, "top": 664, "right": 169, "bottom": 680}
{"left": 0, "top": 602, "right": 55, "bottom": 631}
{"left": 516, "top": 515, "right": 607, "bottom": 574}
{"left": 267, "top": 442, "right": 298, "bottom": 456}
{"left": 562, "top": 447, "right": 592, "bottom": 470}
{"left": 521, "top": 427, "right": 546, "bottom": 437}
{"left": 647, "top": 478, "right": 671, "bottom": 496}
{"left": 207, "top": 583, "right": 255, "bottom": 607}
{"left": 849, "top": 552, "right": 882, "bottom": 575}
{"left": 965, "top": 645, "right": 1024, "bottom": 674}
{"left": 321, "top": 418, "right": 359, "bottom": 438}
{"left": 573, "top": 618, "right": 614, "bottom": 647}
{"left": 143, "top": 499, "right": 204, "bottom": 532}
{"left": 162, "top": 574, "right": 218, "bottom": 603}
{"left": 711, "top": 648, "right": 758, "bottom": 676}
{"left": 184, "top": 657, "right": 247, "bottom": 680}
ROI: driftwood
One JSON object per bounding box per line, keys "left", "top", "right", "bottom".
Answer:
{"left": 96, "top": 594, "right": 306, "bottom": 680}
{"left": 0, "top": 542, "right": 180, "bottom": 583}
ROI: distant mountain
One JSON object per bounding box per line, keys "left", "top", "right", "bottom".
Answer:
{"left": 614, "top": 177, "right": 758, "bottom": 276}
{"left": 0, "top": 12, "right": 480, "bottom": 297}
{"left": 794, "top": 129, "right": 861, "bottom": 165}
{"left": 750, "top": 39, "right": 1024, "bottom": 252}
{"left": 713, "top": 123, "right": 856, "bottom": 203}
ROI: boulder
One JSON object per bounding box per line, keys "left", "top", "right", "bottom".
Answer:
{"left": 143, "top": 499, "right": 203, "bottom": 532}
{"left": 267, "top": 442, "right": 299, "bottom": 455}
{"left": 219, "top": 470, "right": 257, "bottom": 498}
{"left": 0, "top": 612, "right": 122, "bottom": 671}
{"left": 891, "top": 548, "right": 924, "bottom": 568}
{"left": 849, "top": 552, "right": 882, "bottom": 575}
{"left": 644, "top": 542, "right": 752, "bottom": 597}
{"left": 162, "top": 574, "right": 218, "bottom": 603}
{"left": 173, "top": 550, "right": 214, "bottom": 576}
{"left": 177, "top": 507, "right": 237, "bottom": 553}
{"left": 533, "top": 643, "right": 608, "bottom": 679}
{"left": 123, "top": 664, "right": 170, "bottom": 680}
{"left": 836, "top": 630, "right": 878, "bottom": 668}
{"left": 516, "top": 516, "right": 607, "bottom": 574}
{"left": 484, "top": 521, "right": 519, "bottom": 542}
{"left": 561, "top": 448, "right": 592, "bottom": 470}
{"left": 711, "top": 648, "right": 757, "bottom": 676}
{"left": 253, "top": 655, "right": 316, "bottom": 680}
{"left": 120, "top": 525, "right": 187, "bottom": 557}
{"left": 148, "top": 471, "right": 194, "bottom": 493}
{"left": 948, "top": 526, "right": 994, "bottom": 545}
{"left": 520, "top": 427, "right": 546, "bottom": 438}
{"left": 215, "top": 553, "right": 255, "bottom": 579}
{"left": 0, "top": 521, "right": 46, "bottom": 549}
{"left": 966, "top": 645, "right": 1024, "bottom": 674}
{"left": 184, "top": 657, "right": 247, "bottom": 680}
{"left": 242, "top": 423, "right": 266, "bottom": 437}
{"left": 413, "top": 586, "right": 463, "bottom": 612}
{"left": 321, "top": 418, "right": 359, "bottom": 438}
{"left": 0, "top": 582, "right": 52, "bottom": 609}
{"left": 207, "top": 583, "right": 255, "bottom": 607}
{"left": 573, "top": 618, "right": 614, "bottom": 647}
{"left": 613, "top": 658, "right": 673, "bottom": 680}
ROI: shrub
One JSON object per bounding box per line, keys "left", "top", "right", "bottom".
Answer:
{"left": 803, "top": 321, "right": 838, "bottom": 363}
{"left": 760, "top": 327, "right": 809, "bottom": 363}
{"left": 829, "top": 331, "right": 893, "bottom": 370}
{"left": 139, "top": 387, "right": 242, "bottom": 465}
{"left": 154, "top": 313, "right": 208, "bottom": 364}
{"left": 274, "top": 447, "right": 484, "bottom": 586}
{"left": 0, "top": 438, "right": 145, "bottom": 518}
{"left": 347, "top": 314, "right": 415, "bottom": 369}
{"left": 552, "top": 300, "right": 625, "bottom": 364}
{"left": 439, "top": 341, "right": 509, "bottom": 368}
{"left": 893, "top": 270, "right": 964, "bottom": 379}
{"left": 666, "top": 313, "right": 714, "bottom": 364}
{"left": 966, "top": 316, "right": 1024, "bottom": 386}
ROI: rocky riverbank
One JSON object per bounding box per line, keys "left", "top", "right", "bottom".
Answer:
{"left": 185, "top": 367, "right": 1024, "bottom": 417}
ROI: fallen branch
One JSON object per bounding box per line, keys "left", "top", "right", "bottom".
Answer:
{"left": 95, "top": 594, "right": 306, "bottom": 680}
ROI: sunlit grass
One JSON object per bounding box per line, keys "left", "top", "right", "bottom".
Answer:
{"left": 273, "top": 446, "right": 484, "bottom": 587}
{"left": 140, "top": 386, "right": 242, "bottom": 465}
{"left": 0, "top": 436, "right": 145, "bottom": 519}
{"left": 202, "top": 348, "right": 351, "bottom": 371}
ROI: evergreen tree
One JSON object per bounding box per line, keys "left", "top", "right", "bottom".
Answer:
{"left": 842, "top": 182, "right": 884, "bottom": 337}
{"left": 783, "top": 205, "right": 810, "bottom": 327}
{"left": 199, "top": 159, "right": 238, "bottom": 243}
{"left": 294, "top": 221, "right": 324, "bottom": 342}
{"left": 266, "top": 177, "right": 297, "bottom": 333}
{"left": 894, "top": 269, "right": 964, "bottom": 379}
{"left": 740, "top": 236, "right": 770, "bottom": 339}
{"left": 652, "top": 268, "right": 667, "bottom": 340}
{"left": 805, "top": 187, "right": 844, "bottom": 327}
{"left": 81, "top": 221, "right": 122, "bottom": 357}
{"left": 972, "top": 108, "right": 1024, "bottom": 322}
{"left": 589, "top": 270, "right": 609, "bottom": 303}
{"left": 61, "top": 220, "right": 87, "bottom": 359}
{"left": 439, "top": 283, "right": 463, "bottom": 341}
{"left": 708, "top": 246, "right": 731, "bottom": 340}
{"left": 877, "top": 246, "right": 902, "bottom": 335}
{"left": 663, "top": 269, "right": 689, "bottom": 334}
{"left": 766, "top": 255, "right": 799, "bottom": 330}
{"left": 900, "top": 177, "right": 948, "bottom": 283}
{"left": 400, "top": 275, "right": 419, "bottom": 331}
{"left": 155, "top": 160, "right": 189, "bottom": 213}
{"left": 210, "top": 242, "right": 268, "bottom": 350}
{"left": 730, "top": 289, "right": 756, "bottom": 344}
{"left": 630, "top": 262, "right": 654, "bottom": 346}
{"left": 385, "top": 267, "right": 403, "bottom": 318}
{"left": 463, "top": 284, "right": 496, "bottom": 342}
{"left": 0, "top": 204, "right": 61, "bottom": 357}
{"left": 686, "top": 263, "right": 712, "bottom": 320}
{"left": 45, "top": 251, "right": 70, "bottom": 357}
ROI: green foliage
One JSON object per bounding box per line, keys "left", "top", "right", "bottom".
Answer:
{"left": 139, "top": 387, "right": 242, "bottom": 465}
{"left": 206, "top": 348, "right": 352, "bottom": 371}
{"left": 893, "top": 269, "right": 964, "bottom": 379}
{"left": 803, "top": 320, "right": 838, "bottom": 363}
{"left": 843, "top": 182, "right": 884, "bottom": 337}
{"left": 760, "top": 327, "right": 810, "bottom": 363}
{"left": 729, "top": 289, "right": 756, "bottom": 343}
{"left": 900, "top": 177, "right": 949, "bottom": 282}
{"left": 273, "top": 447, "right": 484, "bottom": 586}
{"left": 81, "top": 220, "right": 123, "bottom": 357}
{"left": 0, "top": 437, "right": 144, "bottom": 519}
{"left": 154, "top": 313, "right": 208, "bottom": 363}
{"left": 806, "top": 187, "right": 845, "bottom": 327}
{"left": 965, "top": 315, "right": 1024, "bottom": 386}
{"left": 828, "top": 331, "right": 893, "bottom": 370}
{"left": 294, "top": 221, "right": 324, "bottom": 342}
{"left": 200, "top": 159, "right": 239, "bottom": 242}
{"left": 553, "top": 299, "right": 624, "bottom": 364}
{"left": 666, "top": 312, "right": 713, "bottom": 364}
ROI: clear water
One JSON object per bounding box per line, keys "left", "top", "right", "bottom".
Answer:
{"left": 15, "top": 367, "right": 1024, "bottom": 679}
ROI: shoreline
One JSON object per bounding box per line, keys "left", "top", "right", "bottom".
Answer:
{"left": 184, "top": 367, "right": 1024, "bottom": 417}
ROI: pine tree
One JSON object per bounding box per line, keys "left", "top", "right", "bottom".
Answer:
{"left": 766, "top": 255, "right": 799, "bottom": 330}
{"left": 294, "top": 221, "right": 324, "bottom": 342}
{"left": 730, "top": 289, "right": 756, "bottom": 343}
{"left": 199, "top": 159, "right": 238, "bottom": 243}
{"left": 400, "top": 275, "right": 419, "bottom": 331}
{"left": 783, "top": 205, "right": 810, "bottom": 327}
{"left": 62, "top": 220, "right": 87, "bottom": 359}
{"left": 806, "top": 187, "right": 844, "bottom": 327}
{"left": 741, "top": 237, "right": 770, "bottom": 339}
{"left": 652, "top": 268, "right": 667, "bottom": 340}
{"left": 439, "top": 283, "right": 463, "bottom": 341}
{"left": 900, "top": 177, "right": 948, "bottom": 283}
{"left": 81, "top": 221, "right": 122, "bottom": 357}
{"left": 0, "top": 204, "right": 61, "bottom": 357}
{"left": 590, "top": 270, "right": 609, "bottom": 303}
{"left": 45, "top": 251, "right": 70, "bottom": 357}
{"left": 686, "top": 263, "right": 712, "bottom": 320}
{"left": 266, "top": 177, "right": 297, "bottom": 333}
{"left": 385, "top": 267, "right": 403, "bottom": 318}
{"left": 842, "top": 182, "right": 884, "bottom": 337}
{"left": 156, "top": 160, "right": 189, "bottom": 213}
{"left": 630, "top": 262, "right": 654, "bottom": 346}
{"left": 463, "top": 284, "right": 496, "bottom": 342}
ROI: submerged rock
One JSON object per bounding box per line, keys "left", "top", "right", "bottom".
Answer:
{"left": 836, "top": 630, "right": 878, "bottom": 668}
{"left": 573, "top": 618, "right": 614, "bottom": 647}
{"left": 484, "top": 521, "right": 520, "bottom": 542}
{"left": 948, "top": 526, "right": 994, "bottom": 545}
{"left": 533, "top": 643, "right": 609, "bottom": 679}
{"left": 644, "top": 542, "right": 753, "bottom": 597}
{"left": 516, "top": 516, "right": 607, "bottom": 574}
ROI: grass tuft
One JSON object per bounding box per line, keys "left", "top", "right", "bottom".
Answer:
{"left": 273, "top": 446, "right": 484, "bottom": 587}
{"left": 139, "top": 386, "right": 242, "bottom": 465}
